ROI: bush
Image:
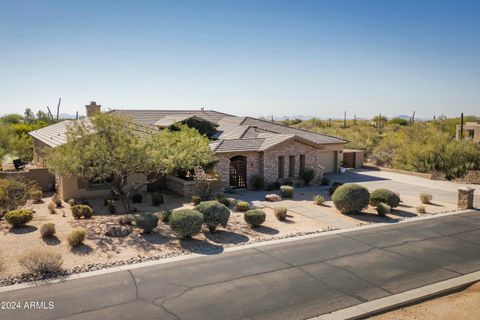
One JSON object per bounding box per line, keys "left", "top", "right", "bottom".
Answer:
{"left": 67, "top": 199, "right": 76, "bottom": 206}
{"left": 215, "top": 195, "right": 230, "bottom": 207}
{"left": 280, "top": 185, "right": 294, "bottom": 198}
{"left": 376, "top": 202, "right": 391, "bottom": 216}
{"left": 106, "top": 200, "right": 116, "bottom": 214}
{"left": 47, "top": 201, "right": 56, "bottom": 214}
{"left": 52, "top": 194, "right": 62, "bottom": 207}
{"left": 67, "top": 229, "right": 86, "bottom": 247}
{"left": 117, "top": 214, "right": 135, "bottom": 225}
{"left": 332, "top": 183, "right": 370, "bottom": 214}
{"left": 40, "top": 223, "right": 56, "bottom": 238}
{"left": 244, "top": 209, "right": 266, "bottom": 227}
{"left": 313, "top": 195, "right": 325, "bottom": 205}
{"left": 300, "top": 168, "right": 315, "bottom": 186}
{"left": 273, "top": 207, "right": 288, "bottom": 221}
{"left": 134, "top": 213, "right": 159, "bottom": 233}
{"left": 416, "top": 205, "right": 427, "bottom": 213}
{"left": 30, "top": 189, "right": 43, "bottom": 203}
{"left": 420, "top": 193, "right": 433, "bottom": 204}
{"left": 235, "top": 201, "right": 249, "bottom": 212}
{"left": 4, "top": 209, "right": 33, "bottom": 228}
{"left": 370, "top": 189, "right": 401, "bottom": 208}
{"left": 251, "top": 175, "right": 265, "bottom": 190}
{"left": 195, "top": 201, "right": 230, "bottom": 232}
{"left": 71, "top": 205, "right": 94, "bottom": 219}
{"left": 18, "top": 248, "right": 63, "bottom": 274}
{"left": 0, "top": 179, "right": 29, "bottom": 213}
{"left": 131, "top": 193, "right": 143, "bottom": 203}
{"left": 191, "top": 195, "right": 201, "bottom": 205}
{"left": 170, "top": 209, "right": 203, "bottom": 238}
{"left": 329, "top": 182, "right": 344, "bottom": 195}
{"left": 151, "top": 193, "right": 164, "bottom": 206}
{"left": 157, "top": 208, "right": 172, "bottom": 222}
{"left": 321, "top": 177, "right": 330, "bottom": 186}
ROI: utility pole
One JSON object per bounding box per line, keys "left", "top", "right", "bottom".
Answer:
{"left": 343, "top": 111, "right": 347, "bottom": 128}
{"left": 411, "top": 110, "right": 416, "bottom": 124}
{"left": 354, "top": 114, "right": 357, "bottom": 126}
{"left": 75, "top": 111, "right": 79, "bottom": 120}
{"left": 460, "top": 112, "right": 464, "bottom": 140}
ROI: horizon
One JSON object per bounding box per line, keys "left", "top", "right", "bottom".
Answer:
{"left": 1, "top": 0, "right": 479, "bottom": 119}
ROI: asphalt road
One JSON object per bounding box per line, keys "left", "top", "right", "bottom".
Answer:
{"left": 1, "top": 210, "right": 480, "bottom": 320}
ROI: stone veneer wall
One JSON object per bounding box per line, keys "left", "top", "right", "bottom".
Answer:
{"left": 165, "top": 175, "right": 222, "bottom": 197}
{"left": 215, "top": 151, "right": 261, "bottom": 190}
{"left": 0, "top": 168, "right": 55, "bottom": 191}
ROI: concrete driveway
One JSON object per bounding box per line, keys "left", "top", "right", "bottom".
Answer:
{"left": 1, "top": 211, "right": 480, "bottom": 320}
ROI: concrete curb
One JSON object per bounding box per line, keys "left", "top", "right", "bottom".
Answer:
{"left": 310, "top": 271, "right": 480, "bottom": 320}
{"left": 0, "top": 209, "right": 477, "bottom": 293}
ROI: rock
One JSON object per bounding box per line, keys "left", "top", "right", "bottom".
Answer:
{"left": 265, "top": 194, "right": 282, "bottom": 202}
{"left": 105, "top": 224, "right": 132, "bottom": 237}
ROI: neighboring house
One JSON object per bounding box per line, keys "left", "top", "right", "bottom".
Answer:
{"left": 29, "top": 102, "right": 348, "bottom": 199}
{"left": 456, "top": 122, "right": 480, "bottom": 144}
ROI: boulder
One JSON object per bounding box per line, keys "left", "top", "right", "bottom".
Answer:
{"left": 265, "top": 194, "right": 282, "bottom": 202}
{"left": 105, "top": 224, "right": 132, "bottom": 237}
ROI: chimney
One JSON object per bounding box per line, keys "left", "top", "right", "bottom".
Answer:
{"left": 85, "top": 101, "right": 101, "bottom": 117}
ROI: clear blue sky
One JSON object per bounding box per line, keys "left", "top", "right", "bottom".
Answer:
{"left": 1, "top": 0, "right": 479, "bottom": 119}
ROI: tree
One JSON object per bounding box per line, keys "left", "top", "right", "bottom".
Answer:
{"left": 47, "top": 114, "right": 215, "bottom": 213}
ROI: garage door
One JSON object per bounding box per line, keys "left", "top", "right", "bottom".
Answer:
{"left": 318, "top": 151, "right": 337, "bottom": 173}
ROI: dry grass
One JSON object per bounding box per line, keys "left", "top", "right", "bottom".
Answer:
{"left": 18, "top": 248, "right": 63, "bottom": 274}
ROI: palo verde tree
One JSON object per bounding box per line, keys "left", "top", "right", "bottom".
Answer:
{"left": 47, "top": 113, "right": 215, "bottom": 213}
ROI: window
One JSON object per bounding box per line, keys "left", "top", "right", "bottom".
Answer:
{"left": 468, "top": 130, "right": 475, "bottom": 139}
{"left": 299, "top": 154, "right": 305, "bottom": 175}
{"left": 289, "top": 156, "right": 295, "bottom": 178}
{"left": 278, "top": 156, "right": 285, "bottom": 178}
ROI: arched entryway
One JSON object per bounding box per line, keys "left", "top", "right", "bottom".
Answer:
{"left": 229, "top": 156, "right": 247, "bottom": 189}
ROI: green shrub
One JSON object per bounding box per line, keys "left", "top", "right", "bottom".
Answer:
{"left": 376, "top": 202, "right": 391, "bottom": 216}
{"left": 30, "top": 189, "right": 43, "bottom": 203}
{"left": 300, "top": 168, "right": 315, "bottom": 186}
{"left": 134, "top": 213, "right": 159, "bottom": 233}
{"left": 370, "top": 189, "right": 401, "bottom": 208}
{"left": 244, "top": 209, "right": 266, "bottom": 227}
{"left": 191, "top": 195, "right": 201, "bottom": 205}
{"left": 106, "top": 200, "right": 116, "bottom": 213}
{"left": 157, "top": 208, "right": 172, "bottom": 222}
{"left": 321, "top": 177, "right": 330, "bottom": 186}
{"left": 420, "top": 193, "right": 433, "bottom": 204}
{"left": 313, "top": 195, "right": 325, "bottom": 205}
{"left": 0, "top": 179, "right": 29, "bottom": 213}
{"left": 170, "top": 209, "right": 203, "bottom": 238}
{"left": 195, "top": 201, "right": 230, "bottom": 232}
{"left": 67, "top": 199, "right": 76, "bottom": 206}
{"left": 67, "top": 229, "right": 86, "bottom": 247}
{"left": 251, "top": 175, "right": 265, "bottom": 190}
{"left": 215, "top": 195, "right": 230, "bottom": 207}
{"left": 47, "top": 201, "right": 56, "bottom": 214}
{"left": 52, "top": 194, "right": 62, "bottom": 207}
{"left": 329, "top": 182, "right": 344, "bottom": 195}
{"left": 71, "top": 205, "right": 94, "bottom": 219}
{"left": 332, "top": 183, "right": 370, "bottom": 214}
{"left": 40, "top": 223, "right": 56, "bottom": 238}
{"left": 273, "top": 207, "right": 288, "bottom": 221}
{"left": 235, "top": 201, "right": 249, "bottom": 212}
{"left": 18, "top": 248, "right": 63, "bottom": 274}
{"left": 151, "top": 193, "right": 164, "bottom": 206}
{"left": 280, "top": 185, "right": 294, "bottom": 198}
{"left": 131, "top": 193, "right": 143, "bottom": 203}
{"left": 416, "top": 205, "right": 427, "bottom": 213}
{"left": 4, "top": 209, "right": 33, "bottom": 228}
{"left": 117, "top": 214, "right": 135, "bottom": 225}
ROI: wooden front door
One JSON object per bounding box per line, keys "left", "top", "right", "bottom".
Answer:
{"left": 229, "top": 156, "right": 247, "bottom": 189}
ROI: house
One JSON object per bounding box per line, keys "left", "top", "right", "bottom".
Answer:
{"left": 456, "top": 122, "right": 480, "bottom": 144}
{"left": 29, "top": 102, "right": 348, "bottom": 199}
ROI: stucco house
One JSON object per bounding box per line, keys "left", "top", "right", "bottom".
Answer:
{"left": 29, "top": 102, "right": 347, "bottom": 199}
{"left": 456, "top": 122, "right": 480, "bottom": 144}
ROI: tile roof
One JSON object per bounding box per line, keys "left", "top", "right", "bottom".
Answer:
{"left": 29, "top": 120, "right": 73, "bottom": 147}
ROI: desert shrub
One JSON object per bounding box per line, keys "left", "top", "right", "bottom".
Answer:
{"left": 251, "top": 175, "right": 265, "bottom": 190}
{"left": 67, "top": 198, "right": 76, "bottom": 206}
{"left": 244, "top": 209, "right": 266, "bottom": 227}
{"left": 416, "top": 205, "right": 427, "bottom": 213}
{"left": 117, "top": 214, "right": 134, "bottom": 225}
{"left": 107, "top": 200, "right": 116, "bottom": 213}
{"left": 300, "top": 168, "right": 315, "bottom": 186}
{"left": 71, "top": 205, "right": 94, "bottom": 219}
{"left": 215, "top": 195, "right": 230, "bottom": 207}
{"left": 18, "top": 248, "right": 63, "bottom": 274}
{"left": 0, "top": 250, "right": 4, "bottom": 272}
{"left": 40, "top": 223, "right": 56, "bottom": 238}
{"left": 47, "top": 201, "right": 56, "bottom": 214}
{"left": 420, "top": 193, "right": 433, "bottom": 204}
{"left": 131, "top": 193, "right": 143, "bottom": 204}
{"left": 369, "top": 189, "right": 401, "bottom": 208}
{"left": 191, "top": 195, "right": 201, "bottom": 205}
{"left": 273, "top": 207, "right": 288, "bottom": 221}
{"left": 332, "top": 183, "right": 370, "bottom": 214}
{"left": 151, "top": 193, "right": 164, "bottom": 206}
{"left": 195, "top": 201, "right": 230, "bottom": 232}
{"left": 280, "top": 185, "right": 294, "bottom": 198}
{"left": 321, "top": 177, "right": 330, "bottom": 186}
{"left": 313, "top": 195, "right": 325, "bottom": 205}
{"left": 329, "top": 182, "right": 344, "bottom": 195}
{"left": 4, "top": 209, "right": 33, "bottom": 228}
{"left": 67, "top": 228, "right": 86, "bottom": 247}
{"left": 0, "top": 179, "right": 29, "bottom": 214}
{"left": 157, "top": 208, "right": 172, "bottom": 222}
{"left": 235, "top": 201, "right": 249, "bottom": 212}
{"left": 51, "top": 193, "right": 62, "bottom": 207}
{"left": 134, "top": 213, "right": 159, "bottom": 233}
{"left": 376, "top": 202, "right": 391, "bottom": 216}
{"left": 170, "top": 209, "right": 203, "bottom": 238}
{"left": 30, "top": 189, "right": 43, "bottom": 203}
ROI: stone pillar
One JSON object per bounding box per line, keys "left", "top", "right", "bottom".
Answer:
{"left": 85, "top": 101, "right": 101, "bottom": 117}
{"left": 458, "top": 186, "right": 475, "bottom": 209}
